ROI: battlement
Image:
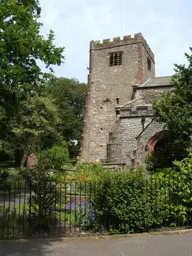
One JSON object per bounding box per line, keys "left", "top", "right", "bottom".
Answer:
{"left": 90, "top": 33, "right": 154, "bottom": 61}
{"left": 120, "top": 105, "right": 154, "bottom": 118}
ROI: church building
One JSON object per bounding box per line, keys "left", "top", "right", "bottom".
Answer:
{"left": 80, "top": 33, "right": 173, "bottom": 168}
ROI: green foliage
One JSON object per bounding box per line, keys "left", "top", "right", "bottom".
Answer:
{"left": 154, "top": 51, "right": 192, "bottom": 135}
{"left": 75, "top": 163, "right": 106, "bottom": 181}
{"left": 93, "top": 170, "right": 158, "bottom": 233}
{"left": 0, "top": 0, "right": 64, "bottom": 136}
{"left": 0, "top": 169, "right": 11, "bottom": 191}
{"left": 0, "top": 169, "right": 24, "bottom": 193}
{"left": 1, "top": 155, "right": 192, "bottom": 235}
{"left": 0, "top": 140, "right": 15, "bottom": 162}
{"left": 146, "top": 133, "right": 189, "bottom": 170}
{"left": 153, "top": 49, "right": 192, "bottom": 167}
{"left": 0, "top": 206, "right": 28, "bottom": 235}
{"left": 67, "top": 201, "right": 94, "bottom": 227}
{"left": 21, "top": 162, "right": 59, "bottom": 228}
{"left": 45, "top": 77, "right": 88, "bottom": 159}
{"left": 93, "top": 155, "right": 192, "bottom": 233}
{"left": 39, "top": 143, "right": 69, "bottom": 170}
{"left": 12, "top": 95, "right": 62, "bottom": 154}
{"left": 0, "top": 1, "right": 89, "bottom": 166}
{"left": 150, "top": 154, "right": 192, "bottom": 226}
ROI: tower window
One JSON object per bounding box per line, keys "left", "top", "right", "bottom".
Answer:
{"left": 109, "top": 52, "right": 122, "bottom": 66}
{"left": 147, "top": 57, "right": 151, "bottom": 71}
{"left": 116, "top": 109, "right": 120, "bottom": 116}
{"left": 116, "top": 97, "right": 120, "bottom": 104}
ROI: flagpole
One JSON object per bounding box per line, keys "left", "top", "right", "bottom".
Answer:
{"left": 121, "top": 0, "right": 125, "bottom": 36}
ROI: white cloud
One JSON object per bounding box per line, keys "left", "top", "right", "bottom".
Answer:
{"left": 39, "top": 0, "right": 192, "bottom": 82}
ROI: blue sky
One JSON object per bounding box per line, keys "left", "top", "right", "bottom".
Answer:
{"left": 40, "top": 0, "right": 192, "bottom": 83}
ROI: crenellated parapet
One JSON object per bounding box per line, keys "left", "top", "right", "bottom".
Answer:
{"left": 90, "top": 33, "right": 154, "bottom": 61}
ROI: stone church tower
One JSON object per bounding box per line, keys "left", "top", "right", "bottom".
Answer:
{"left": 80, "top": 33, "right": 156, "bottom": 163}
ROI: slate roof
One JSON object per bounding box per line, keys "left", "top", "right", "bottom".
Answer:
{"left": 137, "top": 76, "right": 172, "bottom": 88}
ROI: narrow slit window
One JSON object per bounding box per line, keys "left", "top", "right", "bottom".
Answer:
{"left": 109, "top": 52, "right": 122, "bottom": 66}
{"left": 109, "top": 132, "right": 113, "bottom": 140}
{"left": 147, "top": 57, "right": 151, "bottom": 71}
{"left": 116, "top": 98, "right": 120, "bottom": 104}
{"left": 116, "top": 109, "right": 120, "bottom": 116}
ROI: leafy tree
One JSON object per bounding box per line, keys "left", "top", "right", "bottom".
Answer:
{"left": 11, "top": 95, "right": 64, "bottom": 165}
{"left": 45, "top": 77, "right": 88, "bottom": 160}
{"left": 39, "top": 144, "right": 69, "bottom": 171}
{"left": 0, "top": 0, "right": 64, "bottom": 136}
{"left": 152, "top": 49, "right": 192, "bottom": 168}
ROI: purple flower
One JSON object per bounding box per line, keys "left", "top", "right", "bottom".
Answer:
{"left": 66, "top": 202, "right": 76, "bottom": 211}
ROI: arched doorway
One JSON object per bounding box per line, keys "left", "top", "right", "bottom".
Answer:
{"left": 147, "top": 130, "right": 169, "bottom": 153}
{"left": 146, "top": 130, "right": 172, "bottom": 170}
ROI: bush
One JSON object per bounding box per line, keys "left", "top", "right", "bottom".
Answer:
{"left": 151, "top": 153, "right": 192, "bottom": 226}
{"left": 92, "top": 155, "right": 192, "bottom": 233}
{"left": 0, "top": 206, "right": 28, "bottom": 237}
{"left": 21, "top": 162, "right": 59, "bottom": 229}
{"left": 92, "top": 169, "right": 161, "bottom": 233}
{"left": 39, "top": 143, "right": 69, "bottom": 170}
{"left": 75, "top": 163, "right": 106, "bottom": 182}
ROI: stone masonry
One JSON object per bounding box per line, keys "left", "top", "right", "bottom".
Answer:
{"left": 80, "top": 33, "right": 173, "bottom": 167}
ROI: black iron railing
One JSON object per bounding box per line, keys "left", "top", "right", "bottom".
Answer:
{"left": 0, "top": 175, "right": 192, "bottom": 239}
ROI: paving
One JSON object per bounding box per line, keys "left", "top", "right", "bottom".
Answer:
{"left": 0, "top": 232, "right": 192, "bottom": 256}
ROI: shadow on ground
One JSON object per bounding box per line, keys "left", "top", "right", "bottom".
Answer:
{"left": 0, "top": 240, "right": 55, "bottom": 256}
{"left": 1, "top": 232, "right": 192, "bottom": 256}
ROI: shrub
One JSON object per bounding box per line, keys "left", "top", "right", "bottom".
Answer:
{"left": 22, "top": 162, "right": 59, "bottom": 229}
{"left": 151, "top": 153, "right": 192, "bottom": 226}
{"left": 75, "top": 163, "right": 106, "bottom": 182}
{"left": 92, "top": 169, "right": 161, "bottom": 233}
{"left": 0, "top": 206, "right": 28, "bottom": 237}
{"left": 92, "top": 155, "right": 192, "bottom": 234}
{"left": 39, "top": 143, "right": 69, "bottom": 170}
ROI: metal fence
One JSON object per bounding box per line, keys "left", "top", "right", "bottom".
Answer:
{"left": 0, "top": 178, "right": 99, "bottom": 239}
{"left": 0, "top": 175, "right": 192, "bottom": 240}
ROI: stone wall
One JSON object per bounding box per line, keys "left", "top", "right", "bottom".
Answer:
{"left": 135, "top": 86, "right": 172, "bottom": 105}
{"left": 107, "top": 106, "right": 154, "bottom": 165}
{"left": 80, "top": 33, "right": 155, "bottom": 163}
{"left": 105, "top": 84, "right": 172, "bottom": 166}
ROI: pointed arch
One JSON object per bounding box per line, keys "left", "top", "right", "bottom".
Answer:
{"left": 147, "top": 130, "right": 169, "bottom": 152}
